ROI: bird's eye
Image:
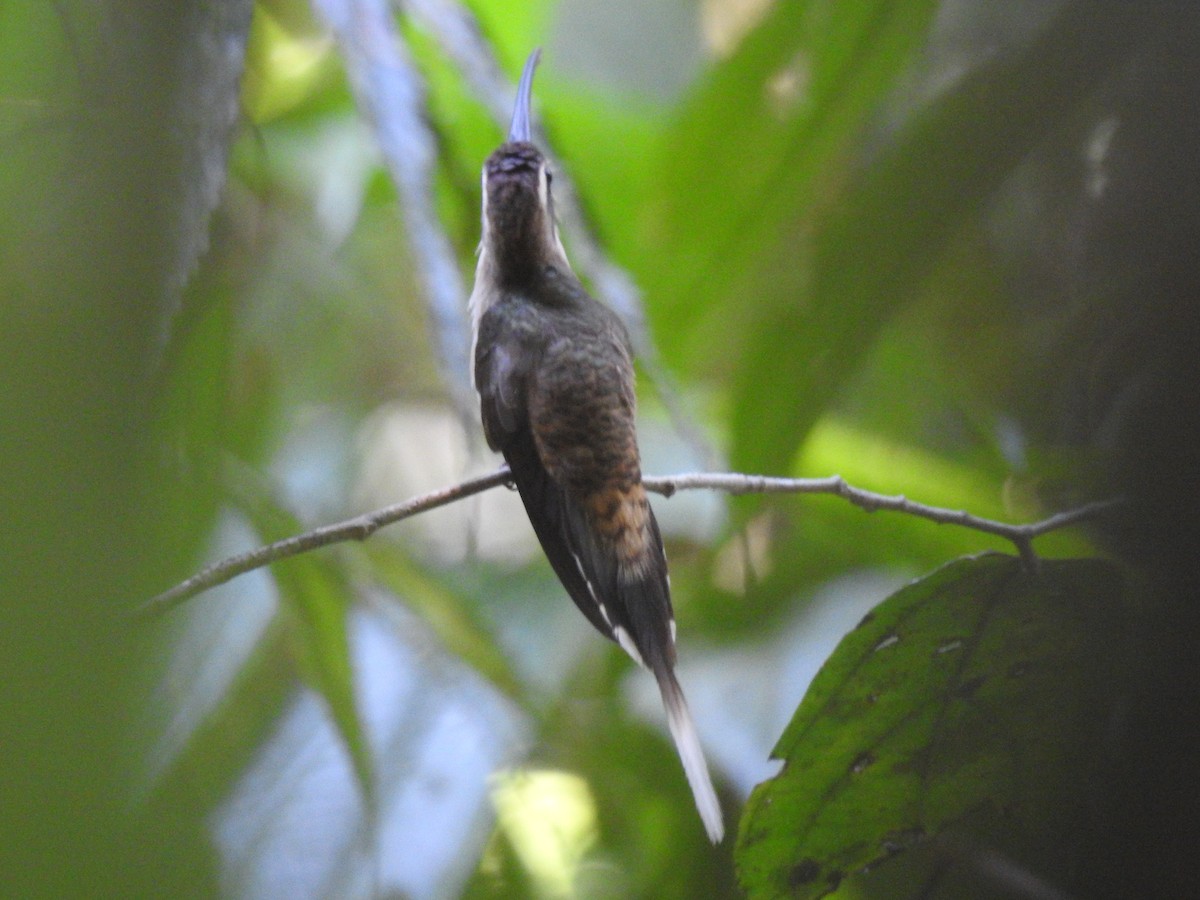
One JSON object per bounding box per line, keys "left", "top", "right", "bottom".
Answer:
{"left": 545, "top": 169, "right": 554, "bottom": 186}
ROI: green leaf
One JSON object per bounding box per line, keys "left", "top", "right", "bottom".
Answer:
{"left": 722, "top": 3, "right": 1136, "bottom": 478}
{"left": 640, "top": 0, "right": 938, "bottom": 369}
{"left": 232, "top": 477, "right": 375, "bottom": 805}
{"left": 736, "top": 554, "right": 1132, "bottom": 898}
{"left": 365, "top": 545, "right": 525, "bottom": 702}
{"left": 141, "top": 614, "right": 294, "bottom": 826}
{"left": 272, "top": 549, "right": 374, "bottom": 801}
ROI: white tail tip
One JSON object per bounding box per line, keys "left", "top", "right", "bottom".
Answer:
{"left": 658, "top": 671, "right": 724, "bottom": 843}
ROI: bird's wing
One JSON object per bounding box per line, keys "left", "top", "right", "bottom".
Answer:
{"left": 524, "top": 328, "right": 676, "bottom": 673}
{"left": 474, "top": 308, "right": 527, "bottom": 452}
{"left": 474, "top": 304, "right": 616, "bottom": 638}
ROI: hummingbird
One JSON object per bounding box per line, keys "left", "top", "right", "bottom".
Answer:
{"left": 468, "top": 49, "right": 723, "bottom": 843}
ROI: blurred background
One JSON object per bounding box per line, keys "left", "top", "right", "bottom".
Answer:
{"left": 2, "top": 0, "right": 1196, "bottom": 896}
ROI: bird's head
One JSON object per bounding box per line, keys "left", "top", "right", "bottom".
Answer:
{"left": 479, "top": 49, "right": 569, "bottom": 286}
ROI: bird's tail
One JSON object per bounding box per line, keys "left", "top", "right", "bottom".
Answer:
{"left": 656, "top": 667, "right": 724, "bottom": 843}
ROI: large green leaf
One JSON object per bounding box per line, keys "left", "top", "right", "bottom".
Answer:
{"left": 271, "top": 547, "right": 374, "bottom": 801}
{"left": 676, "top": 3, "right": 1132, "bottom": 480}
{"left": 737, "top": 554, "right": 1132, "bottom": 898}
{"left": 641, "top": 0, "right": 937, "bottom": 370}
{"left": 721, "top": 3, "right": 1135, "bottom": 477}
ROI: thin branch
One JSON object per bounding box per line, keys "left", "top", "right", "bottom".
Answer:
{"left": 138, "top": 467, "right": 512, "bottom": 620}
{"left": 140, "top": 467, "right": 1119, "bottom": 619}
{"left": 644, "top": 472, "right": 1120, "bottom": 572}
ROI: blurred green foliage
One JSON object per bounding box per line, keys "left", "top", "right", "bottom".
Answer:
{"left": 2, "top": 1, "right": 1196, "bottom": 897}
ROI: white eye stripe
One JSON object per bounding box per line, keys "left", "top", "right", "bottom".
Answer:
{"left": 538, "top": 165, "right": 570, "bottom": 265}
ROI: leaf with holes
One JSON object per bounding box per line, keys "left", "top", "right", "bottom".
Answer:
{"left": 736, "top": 554, "right": 1132, "bottom": 898}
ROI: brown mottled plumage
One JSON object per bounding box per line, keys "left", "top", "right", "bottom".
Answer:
{"left": 468, "top": 49, "right": 722, "bottom": 842}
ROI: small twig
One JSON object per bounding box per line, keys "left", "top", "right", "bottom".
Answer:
{"left": 646, "top": 473, "right": 1119, "bottom": 570}
{"left": 138, "top": 467, "right": 512, "bottom": 619}
{"left": 140, "top": 467, "right": 1119, "bottom": 619}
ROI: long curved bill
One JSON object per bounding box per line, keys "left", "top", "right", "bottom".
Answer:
{"left": 508, "top": 48, "right": 542, "bottom": 143}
